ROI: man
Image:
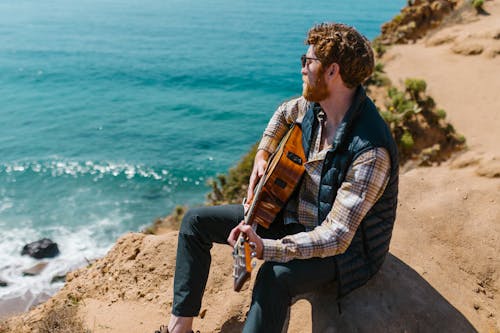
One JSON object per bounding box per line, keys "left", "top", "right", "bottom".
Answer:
{"left": 156, "top": 22, "right": 399, "bottom": 333}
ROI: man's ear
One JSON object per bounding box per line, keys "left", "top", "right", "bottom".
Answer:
{"left": 328, "top": 63, "right": 339, "bottom": 77}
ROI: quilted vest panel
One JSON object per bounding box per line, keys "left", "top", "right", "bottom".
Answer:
{"left": 301, "top": 86, "right": 399, "bottom": 298}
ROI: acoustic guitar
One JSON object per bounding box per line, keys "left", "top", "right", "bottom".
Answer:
{"left": 232, "top": 123, "right": 306, "bottom": 292}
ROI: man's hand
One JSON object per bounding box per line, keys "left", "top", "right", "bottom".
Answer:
{"left": 227, "top": 221, "right": 264, "bottom": 259}
{"left": 246, "top": 150, "right": 270, "bottom": 205}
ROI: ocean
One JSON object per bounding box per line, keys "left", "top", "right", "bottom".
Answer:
{"left": 0, "top": 0, "right": 405, "bottom": 316}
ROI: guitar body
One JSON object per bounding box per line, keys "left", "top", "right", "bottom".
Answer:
{"left": 251, "top": 124, "right": 306, "bottom": 229}
{"left": 233, "top": 123, "right": 306, "bottom": 291}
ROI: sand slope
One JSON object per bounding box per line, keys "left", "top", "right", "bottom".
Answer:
{"left": 382, "top": 0, "right": 500, "bottom": 154}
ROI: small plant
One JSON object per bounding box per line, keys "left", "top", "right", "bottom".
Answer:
{"left": 404, "top": 78, "right": 427, "bottom": 101}
{"left": 434, "top": 109, "right": 447, "bottom": 119}
{"left": 393, "top": 13, "right": 404, "bottom": 24}
{"left": 372, "top": 38, "right": 387, "bottom": 57}
{"left": 387, "top": 87, "right": 421, "bottom": 118}
{"left": 400, "top": 131, "right": 415, "bottom": 149}
{"left": 456, "top": 134, "right": 466, "bottom": 144}
{"left": 66, "top": 293, "right": 81, "bottom": 306}
{"left": 143, "top": 205, "right": 187, "bottom": 234}
{"left": 374, "top": 62, "right": 385, "bottom": 73}
{"left": 207, "top": 143, "right": 258, "bottom": 205}
{"left": 36, "top": 304, "right": 90, "bottom": 333}
{"left": 379, "top": 77, "right": 465, "bottom": 164}
{"left": 366, "top": 62, "right": 390, "bottom": 87}
{"left": 174, "top": 205, "right": 185, "bottom": 218}
{"left": 419, "top": 144, "right": 441, "bottom": 166}
{"left": 472, "top": 0, "right": 484, "bottom": 12}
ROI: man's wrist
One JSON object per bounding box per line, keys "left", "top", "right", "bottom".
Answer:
{"left": 255, "top": 149, "right": 270, "bottom": 161}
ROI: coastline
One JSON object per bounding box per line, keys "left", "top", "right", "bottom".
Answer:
{"left": 2, "top": 0, "right": 500, "bottom": 332}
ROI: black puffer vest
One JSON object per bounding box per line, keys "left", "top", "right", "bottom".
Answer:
{"left": 301, "top": 86, "right": 399, "bottom": 298}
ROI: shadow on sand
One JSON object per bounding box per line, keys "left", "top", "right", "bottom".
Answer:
{"left": 221, "top": 253, "right": 477, "bottom": 332}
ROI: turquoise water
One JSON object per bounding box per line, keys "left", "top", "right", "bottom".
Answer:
{"left": 0, "top": 0, "right": 405, "bottom": 311}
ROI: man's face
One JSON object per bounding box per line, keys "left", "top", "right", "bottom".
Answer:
{"left": 302, "top": 46, "right": 329, "bottom": 102}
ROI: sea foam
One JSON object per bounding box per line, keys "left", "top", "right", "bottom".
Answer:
{"left": 0, "top": 222, "right": 113, "bottom": 318}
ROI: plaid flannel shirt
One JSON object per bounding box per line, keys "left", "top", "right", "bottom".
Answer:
{"left": 257, "top": 97, "right": 391, "bottom": 262}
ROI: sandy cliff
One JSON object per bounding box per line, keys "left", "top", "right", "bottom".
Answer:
{"left": 2, "top": 1, "right": 500, "bottom": 332}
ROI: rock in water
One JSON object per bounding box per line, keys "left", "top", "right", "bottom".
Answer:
{"left": 22, "top": 262, "right": 49, "bottom": 276}
{"left": 51, "top": 275, "right": 66, "bottom": 284}
{"left": 21, "top": 238, "right": 60, "bottom": 259}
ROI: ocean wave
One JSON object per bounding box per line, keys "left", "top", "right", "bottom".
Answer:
{"left": 0, "top": 160, "right": 170, "bottom": 182}
{"left": 0, "top": 200, "right": 13, "bottom": 213}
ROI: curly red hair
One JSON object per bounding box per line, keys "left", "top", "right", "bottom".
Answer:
{"left": 306, "top": 23, "right": 374, "bottom": 88}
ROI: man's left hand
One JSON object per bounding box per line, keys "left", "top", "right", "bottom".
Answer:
{"left": 227, "top": 221, "right": 264, "bottom": 259}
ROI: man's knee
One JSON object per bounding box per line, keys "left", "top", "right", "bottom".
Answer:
{"left": 179, "top": 207, "right": 205, "bottom": 236}
{"left": 255, "top": 262, "right": 292, "bottom": 292}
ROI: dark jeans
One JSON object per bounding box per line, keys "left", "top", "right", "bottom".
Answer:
{"left": 172, "top": 204, "right": 337, "bottom": 333}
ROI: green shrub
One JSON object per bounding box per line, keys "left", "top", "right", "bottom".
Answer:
{"left": 405, "top": 78, "right": 427, "bottom": 101}
{"left": 400, "top": 131, "right": 415, "bottom": 149}
{"left": 380, "top": 79, "right": 465, "bottom": 165}
{"left": 372, "top": 38, "right": 387, "bottom": 57}
{"left": 142, "top": 205, "right": 187, "bottom": 234}
{"left": 387, "top": 87, "right": 420, "bottom": 117}
{"left": 393, "top": 14, "right": 404, "bottom": 24}
{"left": 366, "top": 65, "right": 390, "bottom": 87}
{"left": 456, "top": 134, "right": 466, "bottom": 144}
{"left": 380, "top": 110, "right": 396, "bottom": 124}
{"left": 207, "top": 143, "right": 258, "bottom": 205}
{"left": 472, "top": 0, "right": 484, "bottom": 10}
{"left": 374, "top": 62, "right": 385, "bottom": 73}
{"left": 434, "top": 108, "right": 447, "bottom": 119}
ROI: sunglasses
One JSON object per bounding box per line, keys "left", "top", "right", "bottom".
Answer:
{"left": 301, "top": 54, "right": 321, "bottom": 67}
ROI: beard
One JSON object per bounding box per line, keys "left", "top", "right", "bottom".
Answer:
{"left": 302, "top": 68, "right": 329, "bottom": 102}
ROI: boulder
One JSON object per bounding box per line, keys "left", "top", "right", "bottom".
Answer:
{"left": 0, "top": 280, "right": 7, "bottom": 287}
{"left": 51, "top": 275, "right": 66, "bottom": 284}
{"left": 451, "top": 42, "right": 484, "bottom": 55}
{"left": 21, "top": 238, "right": 60, "bottom": 259}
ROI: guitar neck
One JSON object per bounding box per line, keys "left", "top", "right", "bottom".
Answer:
{"left": 243, "top": 172, "right": 266, "bottom": 226}
{"left": 233, "top": 123, "right": 305, "bottom": 292}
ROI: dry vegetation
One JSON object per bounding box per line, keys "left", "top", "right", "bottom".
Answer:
{"left": 1, "top": 303, "right": 88, "bottom": 333}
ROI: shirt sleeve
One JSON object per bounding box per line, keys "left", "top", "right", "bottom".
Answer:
{"left": 262, "top": 147, "right": 391, "bottom": 262}
{"left": 257, "top": 97, "right": 309, "bottom": 154}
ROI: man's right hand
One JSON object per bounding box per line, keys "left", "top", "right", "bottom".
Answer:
{"left": 246, "top": 150, "right": 270, "bottom": 205}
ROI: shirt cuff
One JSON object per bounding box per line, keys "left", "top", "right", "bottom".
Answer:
{"left": 262, "top": 238, "right": 284, "bottom": 262}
